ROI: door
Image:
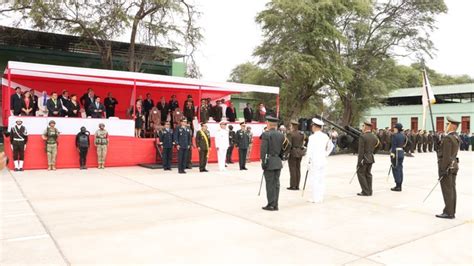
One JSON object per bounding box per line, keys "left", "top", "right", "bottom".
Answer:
{"left": 461, "top": 116, "right": 470, "bottom": 133}
{"left": 436, "top": 117, "right": 444, "bottom": 133}
{"left": 411, "top": 117, "right": 418, "bottom": 132}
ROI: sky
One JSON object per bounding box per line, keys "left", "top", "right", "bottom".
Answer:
{"left": 195, "top": 0, "right": 474, "bottom": 82}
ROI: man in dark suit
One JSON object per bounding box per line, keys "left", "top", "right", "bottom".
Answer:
{"left": 46, "top": 92, "right": 62, "bottom": 117}
{"left": 81, "top": 89, "right": 97, "bottom": 117}
{"left": 10, "top": 87, "right": 23, "bottom": 116}
{"left": 104, "top": 92, "right": 118, "bottom": 118}
{"left": 143, "top": 93, "right": 154, "bottom": 126}
{"left": 88, "top": 97, "right": 106, "bottom": 118}
{"left": 243, "top": 103, "right": 253, "bottom": 123}
{"left": 225, "top": 101, "right": 237, "bottom": 122}
{"left": 157, "top": 96, "right": 169, "bottom": 124}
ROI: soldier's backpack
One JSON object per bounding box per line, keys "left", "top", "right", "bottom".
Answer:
{"left": 78, "top": 134, "right": 89, "bottom": 148}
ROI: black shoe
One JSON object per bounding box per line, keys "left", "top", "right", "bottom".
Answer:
{"left": 357, "top": 192, "right": 369, "bottom": 196}
{"left": 199, "top": 169, "right": 205, "bottom": 172}
{"left": 179, "top": 171, "right": 186, "bottom": 174}
{"left": 274, "top": 206, "right": 279, "bottom": 211}
{"left": 243, "top": 168, "right": 248, "bottom": 170}
{"left": 435, "top": 213, "right": 455, "bottom": 219}
{"left": 391, "top": 187, "right": 402, "bottom": 192}
{"left": 287, "top": 187, "right": 297, "bottom": 190}
{"left": 19, "top": 168, "right": 24, "bottom": 171}
{"left": 14, "top": 168, "right": 19, "bottom": 172}
{"left": 203, "top": 169, "right": 209, "bottom": 172}
{"left": 186, "top": 167, "right": 192, "bottom": 169}
{"left": 262, "top": 206, "right": 276, "bottom": 211}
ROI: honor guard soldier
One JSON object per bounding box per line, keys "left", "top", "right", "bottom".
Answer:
{"left": 287, "top": 120, "right": 306, "bottom": 190}
{"left": 186, "top": 120, "right": 194, "bottom": 169}
{"left": 196, "top": 122, "right": 211, "bottom": 172}
{"left": 390, "top": 123, "right": 406, "bottom": 191}
{"left": 260, "top": 116, "right": 285, "bottom": 211}
{"left": 235, "top": 122, "right": 251, "bottom": 170}
{"left": 10, "top": 118, "right": 28, "bottom": 171}
{"left": 436, "top": 117, "right": 461, "bottom": 219}
{"left": 76, "top": 126, "right": 90, "bottom": 170}
{"left": 174, "top": 118, "right": 192, "bottom": 174}
{"left": 158, "top": 121, "right": 174, "bottom": 170}
{"left": 42, "top": 120, "right": 59, "bottom": 170}
{"left": 226, "top": 124, "right": 236, "bottom": 164}
{"left": 356, "top": 120, "right": 379, "bottom": 196}
{"left": 94, "top": 123, "right": 109, "bottom": 169}
{"left": 215, "top": 121, "right": 229, "bottom": 171}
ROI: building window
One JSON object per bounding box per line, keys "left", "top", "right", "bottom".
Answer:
{"left": 391, "top": 117, "right": 398, "bottom": 129}
{"left": 436, "top": 117, "right": 444, "bottom": 132}
{"left": 461, "top": 116, "right": 470, "bottom": 133}
{"left": 411, "top": 117, "right": 418, "bottom": 132}
{"left": 371, "top": 118, "right": 377, "bottom": 129}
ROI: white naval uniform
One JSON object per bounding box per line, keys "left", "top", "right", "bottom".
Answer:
{"left": 215, "top": 128, "right": 229, "bottom": 171}
{"left": 306, "top": 131, "right": 334, "bottom": 202}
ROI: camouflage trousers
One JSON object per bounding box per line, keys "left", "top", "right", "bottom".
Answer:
{"left": 46, "top": 143, "right": 57, "bottom": 166}
{"left": 97, "top": 145, "right": 108, "bottom": 165}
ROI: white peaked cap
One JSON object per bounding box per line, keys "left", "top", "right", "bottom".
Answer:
{"left": 312, "top": 118, "right": 324, "bottom": 126}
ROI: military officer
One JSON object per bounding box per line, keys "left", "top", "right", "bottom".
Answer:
{"left": 159, "top": 121, "right": 174, "bottom": 170}
{"left": 260, "top": 116, "right": 285, "bottom": 211}
{"left": 390, "top": 123, "right": 406, "bottom": 191}
{"left": 75, "top": 126, "right": 90, "bottom": 170}
{"left": 10, "top": 118, "right": 28, "bottom": 171}
{"left": 196, "top": 122, "right": 211, "bottom": 172}
{"left": 235, "top": 122, "right": 250, "bottom": 170}
{"left": 215, "top": 121, "right": 229, "bottom": 171}
{"left": 42, "top": 120, "right": 59, "bottom": 170}
{"left": 174, "top": 118, "right": 192, "bottom": 174}
{"left": 356, "top": 120, "right": 379, "bottom": 196}
{"left": 422, "top": 130, "right": 428, "bottom": 152}
{"left": 287, "top": 120, "right": 305, "bottom": 190}
{"left": 94, "top": 123, "right": 109, "bottom": 169}
{"left": 226, "top": 124, "right": 236, "bottom": 164}
{"left": 409, "top": 129, "right": 416, "bottom": 154}
{"left": 416, "top": 130, "right": 423, "bottom": 153}
{"left": 428, "top": 131, "right": 434, "bottom": 152}
{"left": 436, "top": 117, "right": 461, "bottom": 219}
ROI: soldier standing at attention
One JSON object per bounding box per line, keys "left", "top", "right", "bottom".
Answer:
{"left": 174, "top": 118, "right": 192, "bottom": 174}
{"left": 186, "top": 120, "right": 194, "bottom": 169}
{"left": 416, "top": 130, "right": 423, "bottom": 153}
{"left": 287, "top": 120, "right": 305, "bottom": 190}
{"left": 390, "top": 123, "right": 406, "bottom": 192}
{"left": 226, "top": 124, "right": 236, "bottom": 164}
{"left": 42, "top": 120, "right": 59, "bottom": 170}
{"left": 76, "top": 126, "right": 90, "bottom": 170}
{"left": 94, "top": 123, "right": 109, "bottom": 169}
{"left": 260, "top": 116, "right": 285, "bottom": 211}
{"left": 235, "top": 122, "right": 250, "bottom": 170}
{"left": 428, "top": 131, "right": 434, "bottom": 152}
{"left": 436, "top": 117, "right": 461, "bottom": 219}
{"left": 196, "top": 122, "right": 211, "bottom": 172}
{"left": 10, "top": 118, "right": 28, "bottom": 171}
{"left": 215, "top": 121, "right": 229, "bottom": 171}
{"left": 356, "top": 121, "right": 379, "bottom": 196}
{"left": 158, "top": 121, "right": 174, "bottom": 171}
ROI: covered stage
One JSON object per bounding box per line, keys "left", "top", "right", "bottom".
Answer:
{"left": 2, "top": 61, "right": 279, "bottom": 170}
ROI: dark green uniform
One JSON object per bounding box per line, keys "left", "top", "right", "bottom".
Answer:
{"left": 437, "top": 132, "right": 460, "bottom": 217}
{"left": 287, "top": 129, "right": 305, "bottom": 189}
{"left": 260, "top": 128, "right": 285, "bottom": 209}
{"left": 196, "top": 129, "right": 211, "bottom": 172}
{"left": 357, "top": 131, "right": 379, "bottom": 196}
{"left": 235, "top": 128, "right": 251, "bottom": 170}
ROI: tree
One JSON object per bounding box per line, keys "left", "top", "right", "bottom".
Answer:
{"left": 254, "top": 0, "right": 447, "bottom": 126}
{"left": 0, "top": 0, "right": 202, "bottom": 76}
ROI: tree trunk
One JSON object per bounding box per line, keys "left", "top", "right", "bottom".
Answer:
{"left": 341, "top": 96, "right": 352, "bottom": 126}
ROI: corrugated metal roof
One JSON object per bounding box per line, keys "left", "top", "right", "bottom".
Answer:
{"left": 389, "top": 83, "right": 474, "bottom": 98}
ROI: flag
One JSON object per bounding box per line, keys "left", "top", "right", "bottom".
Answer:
{"left": 421, "top": 69, "right": 436, "bottom": 130}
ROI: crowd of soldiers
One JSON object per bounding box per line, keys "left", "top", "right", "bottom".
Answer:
{"left": 376, "top": 128, "right": 441, "bottom": 155}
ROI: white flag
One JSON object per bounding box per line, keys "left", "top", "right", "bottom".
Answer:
{"left": 421, "top": 69, "right": 436, "bottom": 130}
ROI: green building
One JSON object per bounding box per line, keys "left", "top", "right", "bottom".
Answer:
{"left": 363, "top": 83, "right": 474, "bottom": 133}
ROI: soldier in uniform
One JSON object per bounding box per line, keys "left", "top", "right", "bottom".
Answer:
{"left": 433, "top": 131, "right": 440, "bottom": 152}
{"left": 436, "top": 117, "right": 461, "bottom": 219}
{"left": 416, "top": 130, "right": 423, "bottom": 153}
{"left": 246, "top": 126, "right": 253, "bottom": 163}
{"left": 235, "top": 122, "right": 250, "bottom": 170}
{"left": 287, "top": 120, "right": 305, "bottom": 190}
{"left": 428, "top": 131, "right": 434, "bottom": 152}
{"left": 356, "top": 121, "right": 379, "bottom": 196}
{"left": 10, "top": 118, "right": 28, "bottom": 171}
{"left": 215, "top": 121, "right": 229, "bottom": 171}
{"left": 422, "top": 130, "right": 428, "bottom": 152}
{"left": 174, "top": 118, "right": 192, "bottom": 174}
{"left": 410, "top": 129, "right": 417, "bottom": 154}
{"left": 75, "top": 126, "right": 90, "bottom": 170}
{"left": 158, "top": 121, "right": 174, "bottom": 171}
{"left": 390, "top": 123, "right": 406, "bottom": 192}
{"left": 94, "top": 123, "right": 109, "bottom": 169}
{"left": 260, "top": 116, "right": 285, "bottom": 211}
{"left": 42, "top": 120, "right": 59, "bottom": 170}
{"left": 196, "top": 122, "right": 211, "bottom": 172}
{"left": 186, "top": 120, "right": 194, "bottom": 169}
{"left": 226, "top": 124, "right": 236, "bottom": 164}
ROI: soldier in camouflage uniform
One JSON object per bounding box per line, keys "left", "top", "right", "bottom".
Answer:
{"left": 42, "top": 120, "right": 59, "bottom": 170}
{"left": 94, "top": 123, "right": 109, "bottom": 169}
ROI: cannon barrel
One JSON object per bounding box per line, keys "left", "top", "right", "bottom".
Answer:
{"left": 314, "top": 115, "right": 360, "bottom": 140}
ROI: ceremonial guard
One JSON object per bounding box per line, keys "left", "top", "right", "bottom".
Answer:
{"left": 174, "top": 118, "right": 192, "bottom": 174}
{"left": 235, "top": 122, "right": 250, "bottom": 170}
{"left": 287, "top": 120, "right": 305, "bottom": 190}
{"left": 428, "top": 131, "right": 434, "bottom": 152}
{"left": 196, "top": 122, "right": 211, "bottom": 172}
{"left": 390, "top": 123, "right": 406, "bottom": 191}
{"left": 42, "top": 120, "right": 59, "bottom": 170}
{"left": 410, "top": 129, "right": 417, "bottom": 154}
{"left": 305, "top": 118, "right": 334, "bottom": 203}
{"left": 356, "top": 121, "right": 379, "bottom": 196}
{"left": 158, "top": 121, "right": 174, "bottom": 170}
{"left": 10, "top": 118, "right": 28, "bottom": 171}
{"left": 422, "top": 130, "right": 428, "bottom": 152}
{"left": 75, "top": 126, "right": 90, "bottom": 170}
{"left": 215, "top": 121, "right": 229, "bottom": 171}
{"left": 416, "top": 130, "right": 423, "bottom": 153}
{"left": 260, "top": 116, "right": 285, "bottom": 211}
{"left": 186, "top": 120, "right": 194, "bottom": 169}
{"left": 436, "top": 117, "right": 460, "bottom": 219}
{"left": 94, "top": 123, "right": 109, "bottom": 169}
{"left": 226, "top": 124, "right": 236, "bottom": 164}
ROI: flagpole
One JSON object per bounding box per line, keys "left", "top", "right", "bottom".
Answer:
{"left": 422, "top": 69, "right": 436, "bottom": 133}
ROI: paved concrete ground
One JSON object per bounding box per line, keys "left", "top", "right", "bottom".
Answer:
{"left": 1, "top": 151, "right": 472, "bottom": 265}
